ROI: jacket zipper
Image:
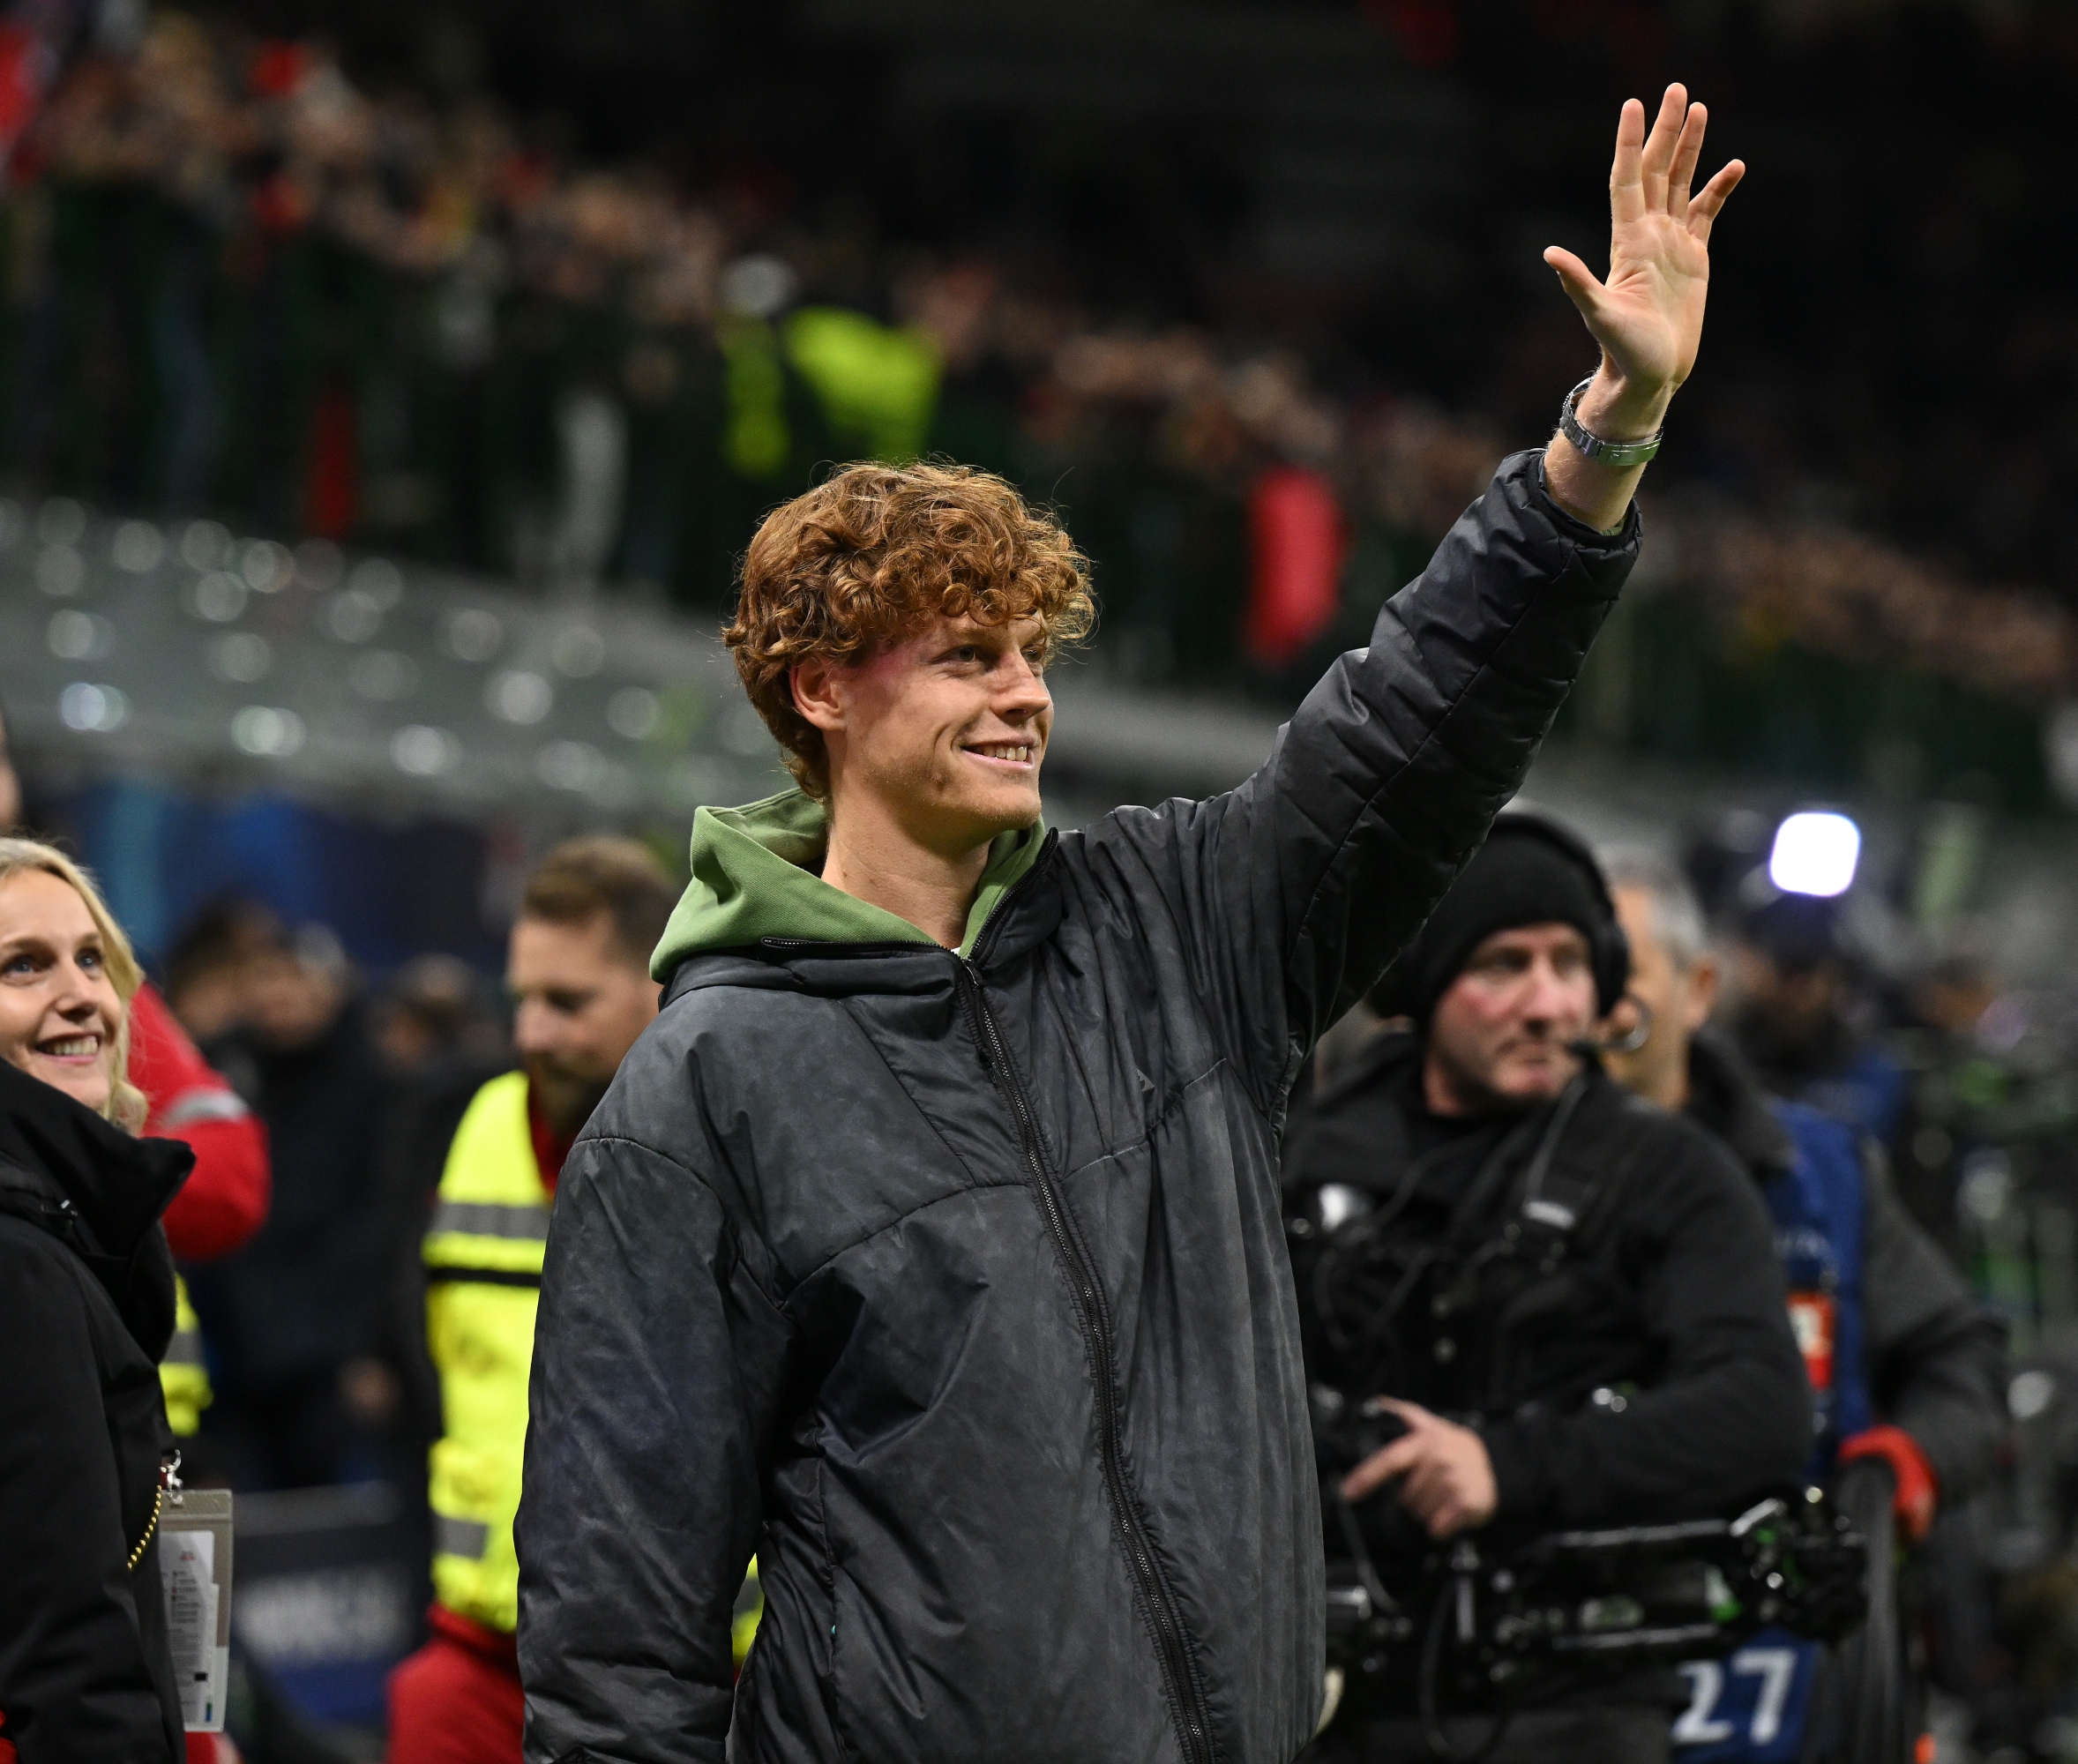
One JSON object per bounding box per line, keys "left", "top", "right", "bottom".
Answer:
{"left": 959, "top": 956, "right": 1216, "bottom": 1764}
{"left": 761, "top": 839, "right": 1215, "bottom": 1760}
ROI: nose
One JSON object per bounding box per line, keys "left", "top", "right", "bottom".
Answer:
{"left": 51, "top": 959, "right": 102, "bottom": 1019}
{"left": 1519, "top": 957, "right": 1574, "bottom": 1027}
{"left": 512, "top": 997, "right": 557, "bottom": 1056}
{"left": 996, "top": 648, "right": 1052, "bottom": 725}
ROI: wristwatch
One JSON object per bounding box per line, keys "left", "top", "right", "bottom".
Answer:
{"left": 1558, "top": 376, "right": 1663, "bottom": 469}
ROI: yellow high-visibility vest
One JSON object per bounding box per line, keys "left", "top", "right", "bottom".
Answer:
{"left": 160, "top": 1275, "right": 210, "bottom": 1437}
{"left": 422, "top": 1070, "right": 763, "bottom": 1662}
{"left": 423, "top": 1071, "right": 549, "bottom": 1634}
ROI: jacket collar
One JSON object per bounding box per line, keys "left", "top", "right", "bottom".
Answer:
{"left": 0, "top": 1057, "right": 192, "bottom": 1259}
{"left": 1684, "top": 1028, "right": 1794, "bottom": 1182}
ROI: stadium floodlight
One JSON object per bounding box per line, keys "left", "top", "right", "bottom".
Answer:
{"left": 1768, "top": 811, "right": 1861, "bottom": 898}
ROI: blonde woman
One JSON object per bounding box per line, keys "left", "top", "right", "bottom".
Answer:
{"left": 0, "top": 837, "right": 193, "bottom": 1763}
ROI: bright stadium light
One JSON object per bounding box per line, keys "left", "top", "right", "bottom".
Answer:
{"left": 1768, "top": 811, "right": 1861, "bottom": 898}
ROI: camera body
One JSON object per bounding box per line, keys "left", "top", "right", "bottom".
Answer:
{"left": 1320, "top": 1431, "right": 1868, "bottom": 1718}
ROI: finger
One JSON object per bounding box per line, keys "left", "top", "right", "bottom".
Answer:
{"left": 1609, "top": 97, "right": 1647, "bottom": 225}
{"left": 1428, "top": 1499, "right": 1473, "bottom": 1539}
{"left": 1342, "top": 1437, "right": 1424, "bottom": 1501}
{"left": 1543, "top": 247, "right": 1609, "bottom": 323}
{"left": 1637, "top": 83, "right": 1687, "bottom": 215}
{"left": 1664, "top": 101, "right": 1708, "bottom": 216}
{"left": 1399, "top": 1465, "right": 1464, "bottom": 1536}
{"left": 1686, "top": 159, "right": 1745, "bottom": 243}
{"left": 1374, "top": 1397, "right": 1437, "bottom": 1428}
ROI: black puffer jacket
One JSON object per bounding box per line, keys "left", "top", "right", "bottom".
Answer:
{"left": 0, "top": 1058, "right": 193, "bottom": 1764}
{"left": 515, "top": 452, "right": 1639, "bottom": 1764}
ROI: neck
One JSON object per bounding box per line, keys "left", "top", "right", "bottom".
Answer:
{"left": 1636, "top": 1048, "right": 1690, "bottom": 1112}
{"left": 820, "top": 793, "right": 996, "bottom": 950}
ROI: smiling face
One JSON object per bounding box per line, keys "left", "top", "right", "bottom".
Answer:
{"left": 0, "top": 867, "right": 125, "bottom": 1117}
{"left": 794, "top": 613, "right": 1053, "bottom": 858}
{"left": 1423, "top": 923, "right": 1598, "bottom": 1117}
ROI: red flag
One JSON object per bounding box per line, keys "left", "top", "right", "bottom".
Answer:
{"left": 1245, "top": 465, "right": 1347, "bottom": 669}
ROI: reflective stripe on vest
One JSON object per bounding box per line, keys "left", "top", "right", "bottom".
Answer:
{"left": 424, "top": 1070, "right": 549, "bottom": 1633}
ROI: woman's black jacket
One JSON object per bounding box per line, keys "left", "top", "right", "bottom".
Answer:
{"left": 0, "top": 1058, "right": 193, "bottom": 1763}
{"left": 516, "top": 453, "right": 1639, "bottom": 1764}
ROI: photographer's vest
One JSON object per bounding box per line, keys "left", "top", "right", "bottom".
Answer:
{"left": 423, "top": 1071, "right": 549, "bottom": 1633}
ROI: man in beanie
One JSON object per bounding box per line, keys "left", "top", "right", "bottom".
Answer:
{"left": 1283, "top": 813, "right": 1811, "bottom": 1764}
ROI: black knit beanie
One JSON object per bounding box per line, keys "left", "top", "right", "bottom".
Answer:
{"left": 1372, "top": 813, "right": 1623, "bottom": 1023}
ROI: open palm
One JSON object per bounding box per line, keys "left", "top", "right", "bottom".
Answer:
{"left": 1545, "top": 85, "right": 1745, "bottom": 400}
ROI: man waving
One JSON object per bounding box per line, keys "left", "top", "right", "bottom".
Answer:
{"left": 517, "top": 88, "right": 1742, "bottom": 1762}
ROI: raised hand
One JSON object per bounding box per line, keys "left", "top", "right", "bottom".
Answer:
{"left": 1543, "top": 85, "right": 1744, "bottom": 529}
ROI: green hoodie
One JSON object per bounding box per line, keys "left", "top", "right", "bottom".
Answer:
{"left": 650, "top": 789, "right": 1049, "bottom": 980}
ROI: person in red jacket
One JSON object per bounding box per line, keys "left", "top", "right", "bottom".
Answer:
{"left": 130, "top": 982, "right": 271, "bottom": 1259}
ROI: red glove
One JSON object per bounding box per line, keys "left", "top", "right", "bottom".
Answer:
{"left": 129, "top": 983, "right": 273, "bottom": 1260}
{"left": 1838, "top": 1424, "right": 1939, "bottom": 1544}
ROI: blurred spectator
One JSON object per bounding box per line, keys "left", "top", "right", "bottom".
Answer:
{"left": 365, "top": 952, "right": 514, "bottom": 1624}
{"left": 1728, "top": 892, "right": 1911, "bottom": 1152}
{"left": 163, "top": 897, "right": 287, "bottom": 1046}
{"left": 373, "top": 953, "right": 505, "bottom": 1075}
{"left": 183, "top": 913, "right": 393, "bottom": 1490}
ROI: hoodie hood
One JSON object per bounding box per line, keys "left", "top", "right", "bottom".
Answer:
{"left": 652, "top": 788, "right": 1049, "bottom": 978}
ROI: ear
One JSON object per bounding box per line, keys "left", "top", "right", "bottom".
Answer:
{"left": 1685, "top": 954, "right": 1721, "bottom": 1031}
{"left": 790, "top": 656, "right": 847, "bottom": 736}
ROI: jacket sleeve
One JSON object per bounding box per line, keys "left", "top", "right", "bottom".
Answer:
{"left": 1480, "top": 1125, "right": 1815, "bottom": 1529}
{"left": 131, "top": 984, "right": 271, "bottom": 1263}
{"left": 1082, "top": 451, "right": 1637, "bottom": 1112}
{"left": 516, "top": 1132, "right": 790, "bottom": 1764}
{"left": 1860, "top": 1145, "right": 2008, "bottom": 1506}
{"left": 0, "top": 1225, "right": 176, "bottom": 1764}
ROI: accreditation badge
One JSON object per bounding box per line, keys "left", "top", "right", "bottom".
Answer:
{"left": 161, "top": 1487, "right": 235, "bottom": 1731}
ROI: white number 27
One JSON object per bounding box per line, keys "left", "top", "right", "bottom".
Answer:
{"left": 1674, "top": 1647, "right": 1800, "bottom": 1748}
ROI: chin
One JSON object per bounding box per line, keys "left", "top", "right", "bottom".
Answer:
{"left": 1498, "top": 1065, "right": 1573, "bottom": 1102}
{"left": 41, "top": 1071, "right": 111, "bottom": 1116}
{"left": 945, "top": 788, "right": 1043, "bottom": 842}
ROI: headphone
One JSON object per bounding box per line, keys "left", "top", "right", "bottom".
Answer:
{"left": 1370, "top": 811, "right": 1632, "bottom": 1021}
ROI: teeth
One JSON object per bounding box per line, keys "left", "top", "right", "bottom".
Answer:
{"left": 42, "top": 1036, "right": 98, "bottom": 1057}
{"left": 972, "top": 744, "right": 1032, "bottom": 763}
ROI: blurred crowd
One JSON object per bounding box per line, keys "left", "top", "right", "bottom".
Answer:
{"left": 5, "top": 3, "right": 2078, "bottom": 764}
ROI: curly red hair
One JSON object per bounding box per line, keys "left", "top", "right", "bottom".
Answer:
{"left": 723, "top": 460, "right": 1095, "bottom": 797}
